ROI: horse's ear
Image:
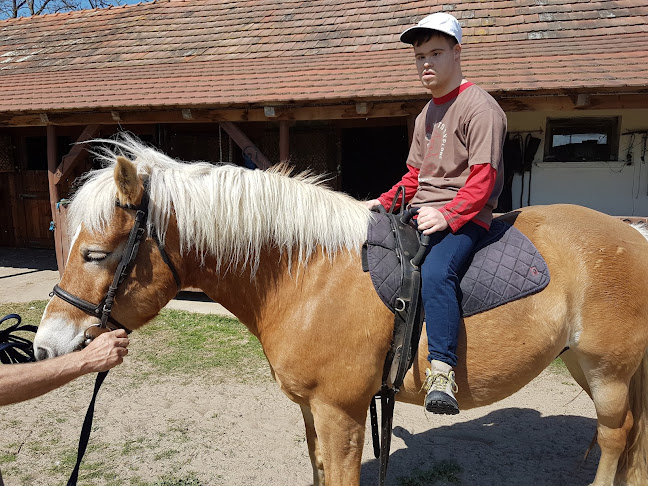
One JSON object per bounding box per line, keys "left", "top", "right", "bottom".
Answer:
{"left": 114, "top": 156, "right": 143, "bottom": 206}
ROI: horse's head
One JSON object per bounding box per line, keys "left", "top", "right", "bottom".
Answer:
{"left": 34, "top": 155, "right": 181, "bottom": 360}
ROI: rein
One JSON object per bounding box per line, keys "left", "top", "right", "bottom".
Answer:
{"left": 49, "top": 187, "right": 181, "bottom": 486}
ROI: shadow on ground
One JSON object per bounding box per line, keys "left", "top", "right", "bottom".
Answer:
{"left": 360, "top": 408, "right": 598, "bottom": 486}
{"left": 173, "top": 290, "right": 215, "bottom": 303}
{"left": 0, "top": 247, "right": 57, "bottom": 272}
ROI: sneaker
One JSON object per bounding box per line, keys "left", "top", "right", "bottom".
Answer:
{"left": 422, "top": 363, "right": 459, "bottom": 415}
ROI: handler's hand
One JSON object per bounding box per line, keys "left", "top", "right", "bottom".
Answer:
{"left": 362, "top": 199, "right": 381, "bottom": 210}
{"left": 79, "top": 329, "right": 129, "bottom": 373}
{"left": 416, "top": 207, "right": 449, "bottom": 235}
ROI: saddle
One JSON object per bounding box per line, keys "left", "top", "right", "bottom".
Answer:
{"left": 364, "top": 212, "right": 551, "bottom": 320}
{"left": 361, "top": 204, "right": 550, "bottom": 486}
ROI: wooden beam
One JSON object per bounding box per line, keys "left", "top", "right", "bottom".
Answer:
{"left": 495, "top": 93, "right": 648, "bottom": 112}
{"left": 53, "top": 124, "right": 101, "bottom": 185}
{"left": 0, "top": 101, "right": 428, "bottom": 127}
{"left": 46, "top": 126, "right": 64, "bottom": 276}
{"left": 279, "top": 120, "right": 289, "bottom": 164}
{"left": 219, "top": 121, "right": 273, "bottom": 170}
{"left": 3, "top": 92, "right": 647, "bottom": 128}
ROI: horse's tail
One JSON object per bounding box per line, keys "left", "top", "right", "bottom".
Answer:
{"left": 617, "top": 350, "right": 648, "bottom": 484}
{"left": 618, "top": 223, "right": 648, "bottom": 483}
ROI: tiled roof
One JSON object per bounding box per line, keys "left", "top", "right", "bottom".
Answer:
{"left": 0, "top": 0, "right": 647, "bottom": 113}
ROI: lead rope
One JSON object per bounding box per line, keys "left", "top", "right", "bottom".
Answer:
{"left": 0, "top": 314, "right": 36, "bottom": 364}
{"left": 67, "top": 371, "right": 108, "bottom": 486}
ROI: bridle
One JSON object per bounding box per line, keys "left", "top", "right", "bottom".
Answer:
{"left": 50, "top": 187, "right": 181, "bottom": 341}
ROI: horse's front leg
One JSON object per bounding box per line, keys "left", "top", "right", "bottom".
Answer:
{"left": 300, "top": 404, "right": 325, "bottom": 485}
{"left": 308, "top": 400, "right": 367, "bottom": 486}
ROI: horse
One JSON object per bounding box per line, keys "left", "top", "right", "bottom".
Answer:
{"left": 33, "top": 136, "right": 648, "bottom": 486}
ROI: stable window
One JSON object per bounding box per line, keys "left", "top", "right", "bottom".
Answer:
{"left": 544, "top": 117, "right": 620, "bottom": 162}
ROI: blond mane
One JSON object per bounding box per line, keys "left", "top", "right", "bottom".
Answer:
{"left": 68, "top": 135, "right": 371, "bottom": 274}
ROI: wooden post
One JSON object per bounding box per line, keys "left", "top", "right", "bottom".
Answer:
{"left": 220, "top": 121, "right": 273, "bottom": 169}
{"left": 279, "top": 120, "right": 289, "bottom": 164}
{"left": 53, "top": 124, "right": 100, "bottom": 184}
{"left": 46, "top": 125, "right": 64, "bottom": 277}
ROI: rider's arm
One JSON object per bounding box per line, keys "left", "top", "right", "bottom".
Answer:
{"left": 440, "top": 107, "right": 506, "bottom": 232}
{"left": 439, "top": 163, "right": 497, "bottom": 232}
{"left": 0, "top": 330, "right": 129, "bottom": 406}
{"left": 377, "top": 164, "right": 420, "bottom": 210}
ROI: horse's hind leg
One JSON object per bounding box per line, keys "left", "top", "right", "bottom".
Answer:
{"left": 582, "top": 360, "right": 635, "bottom": 486}
{"left": 300, "top": 404, "right": 325, "bottom": 486}
{"left": 308, "top": 400, "right": 366, "bottom": 486}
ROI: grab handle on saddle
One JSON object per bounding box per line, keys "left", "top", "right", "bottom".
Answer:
{"left": 399, "top": 206, "right": 418, "bottom": 226}
{"left": 400, "top": 208, "right": 431, "bottom": 268}
{"left": 411, "top": 234, "right": 430, "bottom": 268}
{"left": 388, "top": 185, "right": 407, "bottom": 214}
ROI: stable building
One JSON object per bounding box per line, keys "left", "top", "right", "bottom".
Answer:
{"left": 1, "top": 0, "right": 647, "bottom": 270}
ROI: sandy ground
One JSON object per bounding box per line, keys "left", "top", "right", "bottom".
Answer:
{"left": 0, "top": 248, "right": 600, "bottom": 485}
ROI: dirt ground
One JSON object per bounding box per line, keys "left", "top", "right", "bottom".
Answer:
{"left": 0, "top": 248, "right": 600, "bottom": 485}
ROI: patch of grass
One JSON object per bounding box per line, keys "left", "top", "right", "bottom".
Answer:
{"left": 0, "top": 452, "right": 16, "bottom": 464}
{"left": 154, "top": 449, "right": 179, "bottom": 461}
{"left": 549, "top": 357, "right": 569, "bottom": 375}
{"left": 0, "top": 301, "right": 48, "bottom": 327}
{"left": 396, "top": 459, "right": 462, "bottom": 486}
{"left": 122, "top": 437, "right": 147, "bottom": 455}
{"left": 136, "top": 309, "right": 266, "bottom": 374}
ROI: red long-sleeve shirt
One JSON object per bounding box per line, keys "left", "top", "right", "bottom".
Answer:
{"left": 377, "top": 162, "right": 497, "bottom": 232}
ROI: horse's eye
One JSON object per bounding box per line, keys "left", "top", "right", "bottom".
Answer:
{"left": 83, "top": 249, "right": 109, "bottom": 262}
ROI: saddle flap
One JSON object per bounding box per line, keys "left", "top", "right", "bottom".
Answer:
{"left": 364, "top": 211, "right": 420, "bottom": 313}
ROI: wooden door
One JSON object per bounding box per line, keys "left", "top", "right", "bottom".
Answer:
{"left": 16, "top": 170, "right": 54, "bottom": 248}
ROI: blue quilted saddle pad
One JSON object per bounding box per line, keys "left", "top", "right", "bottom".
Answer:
{"left": 460, "top": 218, "right": 550, "bottom": 317}
{"left": 364, "top": 215, "right": 550, "bottom": 317}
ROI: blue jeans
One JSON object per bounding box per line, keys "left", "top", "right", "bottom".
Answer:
{"left": 419, "top": 221, "right": 487, "bottom": 367}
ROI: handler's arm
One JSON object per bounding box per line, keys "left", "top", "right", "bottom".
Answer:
{"left": 0, "top": 329, "right": 129, "bottom": 406}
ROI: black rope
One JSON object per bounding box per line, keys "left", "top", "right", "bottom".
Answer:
{"left": 0, "top": 314, "right": 37, "bottom": 364}
{"left": 67, "top": 371, "right": 109, "bottom": 486}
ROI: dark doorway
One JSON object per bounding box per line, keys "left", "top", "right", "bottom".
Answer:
{"left": 340, "top": 125, "right": 410, "bottom": 201}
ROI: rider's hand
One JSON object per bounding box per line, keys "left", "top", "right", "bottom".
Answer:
{"left": 78, "top": 329, "right": 129, "bottom": 373}
{"left": 416, "top": 207, "right": 449, "bottom": 235}
{"left": 362, "top": 199, "right": 381, "bottom": 210}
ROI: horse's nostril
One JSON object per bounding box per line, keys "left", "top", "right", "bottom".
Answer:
{"left": 35, "top": 347, "right": 50, "bottom": 361}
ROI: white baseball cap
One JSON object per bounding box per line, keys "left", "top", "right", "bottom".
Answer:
{"left": 400, "top": 12, "right": 462, "bottom": 45}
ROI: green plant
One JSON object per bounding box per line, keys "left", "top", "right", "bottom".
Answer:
{"left": 397, "top": 459, "right": 462, "bottom": 486}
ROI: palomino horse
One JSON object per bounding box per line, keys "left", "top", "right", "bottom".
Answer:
{"left": 34, "top": 137, "right": 648, "bottom": 486}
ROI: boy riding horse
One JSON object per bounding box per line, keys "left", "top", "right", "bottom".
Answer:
{"left": 364, "top": 13, "right": 507, "bottom": 414}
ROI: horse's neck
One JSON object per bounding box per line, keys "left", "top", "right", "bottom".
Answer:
{"left": 193, "top": 247, "right": 297, "bottom": 336}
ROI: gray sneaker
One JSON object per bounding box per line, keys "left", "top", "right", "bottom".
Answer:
{"left": 423, "top": 367, "right": 459, "bottom": 415}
